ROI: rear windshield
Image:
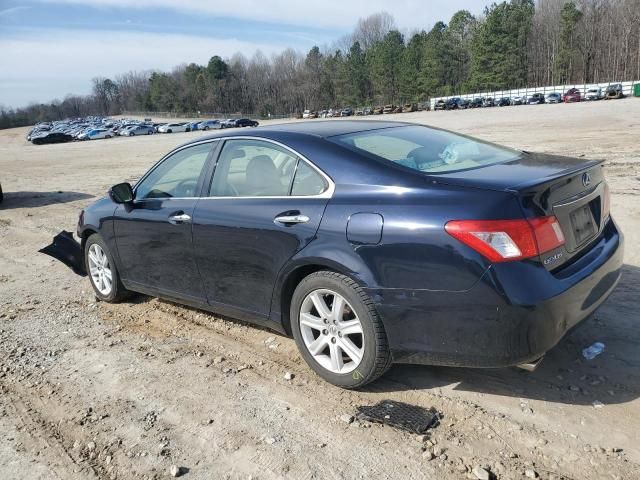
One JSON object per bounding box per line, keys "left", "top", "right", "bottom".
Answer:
{"left": 331, "top": 125, "right": 520, "bottom": 173}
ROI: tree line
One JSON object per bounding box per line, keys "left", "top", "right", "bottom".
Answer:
{"left": 1, "top": 0, "right": 639, "bottom": 129}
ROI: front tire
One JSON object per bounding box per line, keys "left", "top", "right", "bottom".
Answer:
{"left": 290, "top": 271, "right": 391, "bottom": 388}
{"left": 85, "top": 234, "right": 131, "bottom": 302}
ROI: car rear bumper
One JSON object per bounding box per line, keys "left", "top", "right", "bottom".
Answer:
{"left": 368, "top": 219, "right": 624, "bottom": 367}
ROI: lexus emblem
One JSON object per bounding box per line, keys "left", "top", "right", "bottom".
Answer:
{"left": 582, "top": 172, "right": 591, "bottom": 188}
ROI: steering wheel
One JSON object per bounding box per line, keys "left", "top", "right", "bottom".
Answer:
{"left": 174, "top": 179, "right": 198, "bottom": 197}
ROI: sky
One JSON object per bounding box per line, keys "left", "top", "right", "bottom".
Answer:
{"left": 0, "top": 0, "right": 485, "bottom": 109}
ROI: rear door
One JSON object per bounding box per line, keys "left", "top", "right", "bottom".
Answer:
{"left": 192, "top": 138, "right": 332, "bottom": 318}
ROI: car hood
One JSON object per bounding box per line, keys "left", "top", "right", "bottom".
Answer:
{"left": 429, "top": 152, "right": 602, "bottom": 192}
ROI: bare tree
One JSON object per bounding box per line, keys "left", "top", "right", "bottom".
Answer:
{"left": 351, "top": 12, "right": 397, "bottom": 50}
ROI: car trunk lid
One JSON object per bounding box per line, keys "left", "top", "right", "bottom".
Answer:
{"left": 432, "top": 152, "right": 608, "bottom": 270}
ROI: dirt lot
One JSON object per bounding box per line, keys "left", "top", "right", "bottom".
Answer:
{"left": 1, "top": 100, "right": 639, "bottom": 480}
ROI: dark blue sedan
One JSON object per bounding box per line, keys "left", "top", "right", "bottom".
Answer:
{"left": 77, "top": 121, "right": 623, "bottom": 388}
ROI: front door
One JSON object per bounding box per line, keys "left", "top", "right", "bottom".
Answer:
{"left": 192, "top": 138, "right": 332, "bottom": 318}
{"left": 114, "top": 141, "right": 216, "bottom": 302}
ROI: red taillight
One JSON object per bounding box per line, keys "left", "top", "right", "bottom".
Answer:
{"left": 445, "top": 216, "right": 565, "bottom": 263}
{"left": 602, "top": 182, "right": 610, "bottom": 220}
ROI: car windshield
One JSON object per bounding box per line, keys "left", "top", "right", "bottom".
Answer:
{"left": 331, "top": 125, "right": 521, "bottom": 174}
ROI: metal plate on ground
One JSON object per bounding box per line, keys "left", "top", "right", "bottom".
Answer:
{"left": 356, "top": 400, "right": 439, "bottom": 434}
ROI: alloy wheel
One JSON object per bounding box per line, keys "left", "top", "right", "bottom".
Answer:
{"left": 87, "top": 244, "right": 113, "bottom": 296}
{"left": 299, "top": 289, "right": 365, "bottom": 374}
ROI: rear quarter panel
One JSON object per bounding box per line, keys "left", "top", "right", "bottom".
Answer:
{"left": 295, "top": 182, "right": 524, "bottom": 292}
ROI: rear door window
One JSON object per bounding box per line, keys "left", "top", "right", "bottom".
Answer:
{"left": 209, "top": 139, "right": 329, "bottom": 197}
{"left": 209, "top": 139, "right": 297, "bottom": 197}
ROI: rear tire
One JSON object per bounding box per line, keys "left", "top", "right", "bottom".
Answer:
{"left": 290, "top": 271, "right": 392, "bottom": 389}
{"left": 84, "top": 234, "right": 131, "bottom": 303}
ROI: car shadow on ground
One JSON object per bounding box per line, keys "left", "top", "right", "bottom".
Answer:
{"left": 372, "top": 263, "right": 640, "bottom": 407}
{"left": 0, "top": 191, "right": 94, "bottom": 209}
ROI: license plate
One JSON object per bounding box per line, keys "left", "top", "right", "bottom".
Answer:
{"left": 570, "top": 205, "right": 596, "bottom": 245}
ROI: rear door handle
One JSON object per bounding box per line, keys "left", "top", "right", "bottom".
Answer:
{"left": 168, "top": 213, "right": 192, "bottom": 224}
{"left": 274, "top": 214, "right": 310, "bottom": 225}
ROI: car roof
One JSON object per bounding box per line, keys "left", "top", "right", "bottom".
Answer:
{"left": 190, "top": 120, "right": 413, "bottom": 143}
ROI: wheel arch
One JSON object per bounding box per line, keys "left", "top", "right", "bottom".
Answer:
{"left": 79, "top": 227, "right": 98, "bottom": 250}
{"left": 274, "top": 259, "right": 368, "bottom": 337}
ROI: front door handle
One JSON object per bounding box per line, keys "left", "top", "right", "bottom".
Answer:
{"left": 168, "top": 213, "right": 192, "bottom": 224}
{"left": 274, "top": 214, "right": 310, "bottom": 225}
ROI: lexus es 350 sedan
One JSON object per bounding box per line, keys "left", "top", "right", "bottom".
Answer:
{"left": 77, "top": 121, "right": 623, "bottom": 388}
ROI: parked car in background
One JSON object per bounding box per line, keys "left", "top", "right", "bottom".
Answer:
{"left": 373, "top": 106, "right": 384, "bottom": 114}
{"left": 382, "top": 105, "right": 394, "bottom": 114}
{"left": 126, "top": 125, "right": 155, "bottom": 136}
{"left": 470, "top": 98, "right": 484, "bottom": 108}
{"left": 511, "top": 95, "right": 525, "bottom": 105}
{"left": 564, "top": 88, "right": 581, "bottom": 103}
{"left": 302, "top": 110, "right": 312, "bottom": 119}
{"left": 117, "top": 125, "right": 133, "bottom": 136}
{"left": 31, "top": 131, "right": 74, "bottom": 145}
{"left": 363, "top": 107, "right": 373, "bottom": 115}
{"left": 546, "top": 92, "right": 562, "bottom": 104}
{"left": 446, "top": 98, "right": 469, "bottom": 110}
{"left": 115, "top": 124, "right": 137, "bottom": 136}
{"left": 78, "top": 128, "right": 113, "bottom": 140}
{"left": 199, "top": 120, "right": 222, "bottom": 131}
{"left": 234, "top": 118, "right": 259, "bottom": 128}
{"left": 221, "top": 119, "right": 237, "bottom": 128}
{"left": 27, "top": 125, "right": 51, "bottom": 141}
{"left": 80, "top": 120, "right": 623, "bottom": 389}
{"left": 402, "top": 103, "right": 417, "bottom": 113}
{"left": 605, "top": 83, "right": 624, "bottom": 99}
{"left": 528, "top": 93, "right": 545, "bottom": 105}
{"left": 483, "top": 97, "right": 495, "bottom": 107}
{"left": 585, "top": 87, "right": 603, "bottom": 101}
{"left": 341, "top": 108, "right": 353, "bottom": 117}
{"left": 434, "top": 100, "right": 447, "bottom": 111}
{"left": 157, "top": 123, "right": 190, "bottom": 133}
{"left": 498, "top": 97, "right": 511, "bottom": 107}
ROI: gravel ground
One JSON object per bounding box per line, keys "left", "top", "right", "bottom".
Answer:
{"left": 0, "top": 99, "right": 639, "bottom": 480}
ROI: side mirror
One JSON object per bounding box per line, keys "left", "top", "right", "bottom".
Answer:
{"left": 109, "top": 182, "right": 134, "bottom": 204}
